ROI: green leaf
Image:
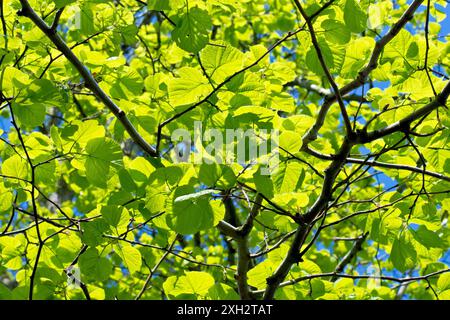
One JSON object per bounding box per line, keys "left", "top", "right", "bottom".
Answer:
{"left": 34, "top": 157, "right": 56, "bottom": 184}
{"left": 305, "top": 38, "right": 334, "bottom": 76}
{"left": 200, "top": 41, "right": 244, "bottom": 83}
{"left": 164, "top": 271, "right": 215, "bottom": 297}
{"left": 79, "top": 248, "right": 113, "bottom": 282}
{"left": 148, "top": 0, "right": 183, "bottom": 11}
{"left": 115, "top": 244, "right": 142, "bottom": 275}
{"left": 279, "top": 130, "right": 302, "bottom": 154}
{"left": 267, "top": 91, "right": 296, "bottom": 113}
{"left": 84, "top": 137, "right": 123, "bottom": 187}
{"left": 197, "top": 163, "right": 236, "bottom": 189}
{"left": 390, "top": 236, "right": 417, "bottom": 272}
{"left": 174, "top": 189, "right": 218, "bottom": 203}
{"left": 0, "top": 184, "right": 13, "bottom": 212}
{"left": 272, "top": 161, "right": 304, "bottom": 194}
{"left": 0, "top": 66, "right": 30, "bottom": 96}
{"left": 1, "top": 155, "right": 28, "bottom": 180}
{"left": 208, "top": 283, "right": 239, "bottom": 300}
{"left": 439, "top": 290, "right": 450, "bottom": 300}
{"left": 69, "top": 120, "right": 106, "bottom": 148}
{"left": 340, "top": 37, "right": 375, "bottom": 79}
{"left": 12, "top": 103, "right": 46, "bottom": 128}
{"left": 0, "top": 283, "right": 12, "bottom": 299}
{"left": 411, "top": 225, "right": 445, "bottom": 248}
{"left": 273, "top": 192, "right": 309, "bottom": 211}
{"left": 100, "top": 205, "right": 130, "bottom": 232}
{"left": 321, "top": 19, "right": 351, "bottom": 45}
{"left": 253, "top": 167, "right": 274, "bottom": 199}
{"left": 383, "top": 29, "right": 415, "bottom": 61}
{"left": 108, "top": 69, "right": 144, "bottom": 99}
{"left": 26, "top": 79, "right": 66, "bottom": 106}
{"left": 368, "top": 3, "right": 386, "bottom": 29}
{"left": 53, "top": 0, "right": 76, "bottom": 8}
{"left": 148, "top": 0, "right": 171, "bottom": 10}
{"left": 168, "top": 67, "right": 210, "bottom": 106}
{"left": 344, "top": 0, "right": 367, "bottom": 33}
{"left": 80, "top": 219, "right": 110, "bottom": 247}
{"left": 225, "top": 72, "right": 265, "bottom": 106}
{"left": 167, "top": 185, "right": 220, "bottom": 235}
{"left": 248, "top": 260, "right": 276, "bottom": 289}
{"left": 300, "top": 259, "right": 322, "bottom": 274}
{"left": 172, "top": 7, "right": 212, "bottom": 53}
{"left": 126, "top": 156, "right": 156, "bottom": 183}
{"left": 78, "top": 4, "right": 96, "bottom": 35}
{"left": 437, "top": 273, "right": 450, "bottom": 292}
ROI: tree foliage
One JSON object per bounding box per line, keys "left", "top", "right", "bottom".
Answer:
{"left": 0, "top": 0, "right": 450, "bottom": 300}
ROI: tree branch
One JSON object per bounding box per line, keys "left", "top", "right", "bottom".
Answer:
{"left": 263, "top": 138, "right": 354, "bottom": 299}
{"left": 156, "top": 26, "right": 306, "bottom": 153}
{"left": 293, "top": 0, "right": 353, "bottom": 136}
{"left": 285, "top": 77, "right": 367, "bottom": 103}
{"left": 17, "top": 0, "right": 158, "bottom": 157}
{"left": 303, "top": 147, "right": 450, "bottom": 183}
{"left": 50, "top": 7, "right": 64, "bottom": 32}
{"left": 135, "top": 236, "right": 177, "bottom": 300}
{"left": 330, "top": 233, "right": 368, "bottom": 281}
{"left": 302, "top": 0, "right": 425, "bottom": 146}
{"left": 358, "top": 81, "right": 450, "bottom": 143}
{"left": 254, "top": 268, "right": 450, "bottom": 295}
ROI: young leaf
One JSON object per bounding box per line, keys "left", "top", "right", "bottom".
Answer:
{"left": 172, "top": 7, "right": 212, "bottom": 53}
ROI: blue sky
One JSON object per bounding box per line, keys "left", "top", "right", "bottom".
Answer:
{"left": 437, "top": 1, "right": 450, "bottom": 38}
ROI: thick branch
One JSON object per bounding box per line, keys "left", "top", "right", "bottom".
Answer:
{"left": 218, "top": 195, "right": 263, "bottom": 300}
{"left": 263, "top": 138, "right": 354, "bottom": 299}
{"left": 264, "top": 78, "right": 449, "bottom": 298}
